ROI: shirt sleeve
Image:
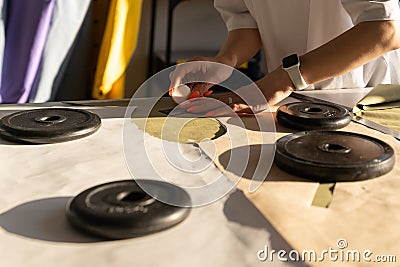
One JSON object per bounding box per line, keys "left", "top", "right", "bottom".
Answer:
{"left": 214, "top": 0, "right": 258, "bottom": 31}
{"left": 341, "top": 0, "right": 400, "bottom": 24}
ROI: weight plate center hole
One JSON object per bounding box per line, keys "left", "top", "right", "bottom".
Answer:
{"left": 116, "top": 191, "right": 155, "bottom": 206}
{"left": 35, "top": 115, "right": 67, "bottom": 124}
{"left": 318, "top": 143, "right": 351, "bottom": 154}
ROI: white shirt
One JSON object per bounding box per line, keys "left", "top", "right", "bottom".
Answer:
{"left": 214, "top": 0, "right": 400, "bottom": 89}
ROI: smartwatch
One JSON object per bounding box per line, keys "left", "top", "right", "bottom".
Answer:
{"left": 282, "top": 54, "right": 309, "bottom": 90}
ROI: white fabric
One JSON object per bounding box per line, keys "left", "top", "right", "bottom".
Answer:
{"left": 214, "top": 0, "right": 400, "bottom": 89}
{"left": 32, "top": 0, "right": 91, "bottom": 102}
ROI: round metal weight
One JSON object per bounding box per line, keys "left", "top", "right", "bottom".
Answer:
{"left": 0, "top": 108, "right": 101, "bottom": 144}
{"left": 275, "top": 131, "right": 395, "bottom": 182}
{"left": 276, "top": 102, "right": 352, "bottom": 130}
{"left": 66, "top": 180, "right": 191, "bottom": 240}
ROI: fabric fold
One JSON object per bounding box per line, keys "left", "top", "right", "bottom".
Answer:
{"left": 355, "top": 84, "right": 400, "bottom": 132}
{"left": 92, "top": 0, "right": 143, "bottom": 100}
{"left": 0, "top": 0, "right": 56, "bottom": 104}
{"left": 32, "top": 0, "right": 91, "bottom": 103}
{"left": 356, "top": 84, "right": 400, "bottom": 110}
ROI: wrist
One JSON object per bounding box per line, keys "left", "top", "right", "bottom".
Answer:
{"left": 256, "top": 67, "right": 295, "bottom": 106}
{"left": 274, "top": 67, "right": 296, "bottom": 92}
{"left": 282, "top": 54, "right": 309, "bottom": 90}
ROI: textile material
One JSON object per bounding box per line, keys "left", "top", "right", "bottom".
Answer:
{"left": 92, "top": 0, "right": 143, "bottom": 100}
{"left": 0, "top": 0, "right": 5, "bottom": 83}
{"left": 214, "top": 0, "right": 400, "bottom": 89}
{"left": 356, "top": 84, "right": 400, "bottom": 110}
{"left": 32, "top": 0, "right": 91, "bottom": 103}
{"left": 0, "top": 0, "right": 55, "bottom": 104}
{"left": 359, "top": 108, "right": 400, "bottom": 132}
{"left": 355, "top": 84, "right": 400, "bottom": 132}
{"left": 199, "top": 114, "right": 400, "bottom": 267}
{"left": 50, "top": 0, "right": 111, "bottom": 101}
{"left": 0, "top": 104, "right": 292, "bottom": 267}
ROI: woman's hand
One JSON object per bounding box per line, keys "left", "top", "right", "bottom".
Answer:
{"left": 179, "top": 66, "right": 295, "bottom": 117}
{"left": 178, "top": 85, "right": 272, "bottom": 117}
{"left": 169, "top": 57, "right": 234, "bottom": 98}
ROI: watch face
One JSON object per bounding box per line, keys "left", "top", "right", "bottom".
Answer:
{"left": 282, "top": 54, "right": 299, "bottom": 68}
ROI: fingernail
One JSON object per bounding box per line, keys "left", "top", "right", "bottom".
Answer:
{"left": 204, "top": 111, "right": 215, "bottom": 117}
{"left": 169, "top": 87, "right": 174, "bottom": 96}
{"left": 204, "top": 90, "right": 213, "bottom": 97}
{"left": 189, "top": 90, "right": 201, "bottom": 99}
{"left": 187, "top": 106, "right": 200, "bottom": 112}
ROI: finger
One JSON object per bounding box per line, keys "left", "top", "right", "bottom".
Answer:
{"left": 169, "top": 65, "right": 189, "bottom": 93}
{"left": 189, "top": 90, "right": 201, "bottom": 99}
{"left": 203, "top": 90, "right": 213, "bottom": 97}
{"left": 191, "top": 83, "right": 214, "bottom": 96}
{"left": 185, "top": 99, "right": 225, "bottom": 114}
{"left": 169, "top": 81, "right": 181, "bottom": 97}
{"left": 192, "top": 101, "right": 224, "bottom": 113}
{"left": 169, "top": 72, "right": 181, "bottom": 89}
{"left": 179, "top": 102, "right": 195, "bottom": 109}
{"left": 204, "top": 106, "right": 235, "bottom": 117}
{"left": 204, "top": 102, "right": 255, "bottom": 117}
{"left": 186, "top": 106, "right": 201, "bottom": 113}
{"left": 178, "top": 97, "right": 206, "bottom": 109}
{"left": 186, "top": 104, "right": 217, "bottom": 114}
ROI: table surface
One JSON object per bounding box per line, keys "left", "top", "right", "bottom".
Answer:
{"left": 2, "top": 87, "right": 393, "bottom": 267}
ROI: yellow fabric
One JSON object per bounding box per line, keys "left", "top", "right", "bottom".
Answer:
{"left": 132, "top": 117, "right": 223, "bottom": 143}
{"left": 92, "top": 0, "right": 143, "bottom": 99}
{"left": 356, "top": 84, "right": 400, "bottom": 110}
{"left": 358, "top": 108, "right": 400, "bottom": 132}
{"left": 354, "top": 84, "right": 400, "bottom": 132}
{"left": 311, "top": 183, "right": 335, "bottom": 208}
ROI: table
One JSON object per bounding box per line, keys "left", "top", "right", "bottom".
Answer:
{"left": 1, "top": 88, "right": 398, "bottom": 267}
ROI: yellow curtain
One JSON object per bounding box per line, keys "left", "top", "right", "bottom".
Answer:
{"left": 92, "top": 0, "right": 143, "bottom": 99}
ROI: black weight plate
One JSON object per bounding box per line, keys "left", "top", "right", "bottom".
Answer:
{"left": 66, "top": 180, "right": 191, "bottom": 240}
{"left": 275, "top": 131, "right": 395, "bottom": 182}
{"left": 276, "top": 102, "right": 352, "bottom": 130}
{"left": 0, "top": 108, "right": 101, "bottom": 144}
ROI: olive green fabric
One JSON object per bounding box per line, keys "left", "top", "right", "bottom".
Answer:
{"left": 358, "top": 108, "right": 400, "bottom": 132}
{"left": 356, "top": 84, "right": 400, "bottom": 110}
{"left": 311, "top": 183, "right": 336, "bottom": 208}
{"left": 355, "top": 84, "right": 400, "bottom": 132}
{"left": 132, "top": 117, "right": 222, "bottom": 143}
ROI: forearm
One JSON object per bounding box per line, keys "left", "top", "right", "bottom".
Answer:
{"left": 300, "top": 20, "right": 400, "bottom": 85}
{"left": 257, "top": 20, "right": 400, "bottom": 106}
{"left": 215, "top": 28, "right": 262, "bottom": 68}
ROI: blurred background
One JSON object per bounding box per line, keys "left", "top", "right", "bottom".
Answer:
{"left": 0, "top": 0, "right": 267, "bottom": 103}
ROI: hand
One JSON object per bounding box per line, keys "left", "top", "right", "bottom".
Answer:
{"left": 180, "top": 67, "right": 295, "bottom": 116}
{"left": 180, "top": 84, "right": 270, "bottom": 117}
{"left": 169, "top": 57, "right": 234, "bottom": 98}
